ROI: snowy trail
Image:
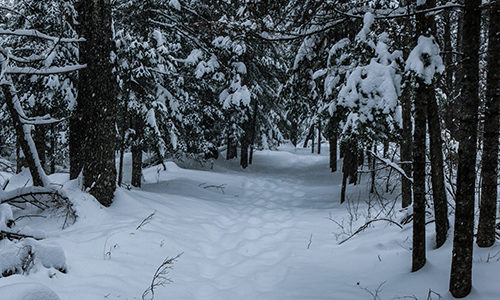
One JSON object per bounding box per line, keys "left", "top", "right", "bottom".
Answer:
{"left": 2, "top": 145, "right": 499, "bottom": 300}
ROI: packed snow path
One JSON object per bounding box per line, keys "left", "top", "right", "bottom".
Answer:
{"left": 2, "top": 145, "right": 499, "bottom": 299}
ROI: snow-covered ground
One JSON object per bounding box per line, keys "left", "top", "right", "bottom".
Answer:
{"left": 1, "top": 145, "right": 499, "bottom": 299}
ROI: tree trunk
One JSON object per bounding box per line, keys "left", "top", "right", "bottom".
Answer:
{"left": 449, "top": 0, "right": 481, "bottom": 297}
{"left": 117, "top": 99, "right": 128, "bottom": 187}
{"left": 131, "top": 114, "right": 144, "bottom": 188}
{"left": 399, "top": 0, "right": 413, "bottom": 209}
{"left": 303, "top": 125, "right": 314, "bottom": 148}
{"left": 317, "top": 119, "right": 321, "bottom": 154}
{"left": 370, "top": 144, "right": 376, "bottom": 194}
{"left": 340, "top": 170, "right": 347, "bottom": 204}
{"left": 411, "top": 0, "right": 440, "bottom": 272}
{"left": 71, "top": 0, "right": 117, "bottom": 206}
{"left": 131, "top": 146, "right": 143, "bottom": 188}
{"left": 226, "top": 132, "right": 237, "bottom": 160}
{"left": 311, "top": 124, "right": 315, "bottom": 153}
{"left": 329, "top": 135, "right": 337, "bottom": 172}
{"left": 249, "top": 101, "right": 258, "bottom": 165}
{"left": 427, "top": 92, "right": 449, "bottom": 248}
{"left": 1, "top": 84, "right": 49, "bottom": 187}
{"left": 48, "top": 124, "right": 56, "bottom": 175}
{"left": 476, "top": 0, "right": 499, "bottom": 248}
{"left": 240, "top": 140, "right": 249, "bottom": 169}
{"left": 412, "top": 78, "right": 427, "bottom": 272}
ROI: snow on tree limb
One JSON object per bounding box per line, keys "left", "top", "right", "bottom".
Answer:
{"left": 0, "top": 29, "right": 84, "bottom": 43}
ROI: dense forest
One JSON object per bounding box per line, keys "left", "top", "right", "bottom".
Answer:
{"left": 0, "top": 0, "right": 498, "bottom": 299}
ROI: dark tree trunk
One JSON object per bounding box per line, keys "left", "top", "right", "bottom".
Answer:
{"left": 411, "top": 0, "right": 440, "bottom": 272}
{"left": 131, "top": 146, "right": 143, "bottom": 188}
{"left": 226, "top": 132, "right": 237, "bottom": 160}
{"left": 399, "top": 0, "right": 413, "bottom": 208}
{"left": 370, "top": 144, "right": 376, "bottom": 194}
{"left": 311, "top": 124, "right": 315, "bottom": 154}
{"left": 329, "top": 135, "right": 337, "bottom": 172}
{"left": 449, "top": 0, "right": 481, "bottom": 297}
{"left": 317, "top": 120, "right": 321, "bottom": 154}
{"left": 131, "top": 114, "right": 144, "bottom": 188}
{"left": 71, "top": 0, "right": 117, "bottom": 206}
{"left": 249, "top": 102, "right": 258, "bottom": 165}
{"left": 412, "top": 79, "right": 427, "bottom": 272}
{"left": 427, "top": 91, "right": 449, "bottom": 248}
{"left": 401, "top": 81, "right": 413, "bottom": 208}
{"left": 118, "top": 148, "right": 124, "bottom": 187}
{"left": 290, "top": 120, "right": 298, "bottom": 147}
{"left": 240, "top": 140, "right": 249, "bottom": 169}
{"left": 383, "top": 141, "right": 389, "bottom": 158}
{"left": 476, "top": 0, "right": 500, "bottom": 248}
{"left": 117, "top": 99, "right": 128, "bottom": 187}
{"left": 48, "top": 124, "right": 56, "bottom": 175}
{"left": 303, "top": 125, "right": 314, "bottom": 148}
{"left": 340, "top": 170, "right": 347, "bottom": 204}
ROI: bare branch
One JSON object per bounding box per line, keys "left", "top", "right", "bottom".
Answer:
{"left": 338, "top": 218, "right": 403, "bottom": 245}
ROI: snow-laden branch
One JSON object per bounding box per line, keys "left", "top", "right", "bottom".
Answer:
{"left": 333, "top": 3, "right": 464, "bottom": 20}
{"left": 260, "top": 18, "right": 347, "bottom": 41}
{"left": 368, "top": 150, "right": 413, "bottom": 183}
{"left": 19, "top": 114, "right": 69, "bottom": 125}
{"left": 0, "top": 29, "right": 84, "bottom": 43}
{"left": 5, "top": 65, "right": 86, "bottom": 76}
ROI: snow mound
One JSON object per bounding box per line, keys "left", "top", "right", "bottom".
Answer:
{"left": 0, "top": 283, "right": 61, "bottom": 300}
{"left": 0, "top": 238, "right": 66, "bottom": 277}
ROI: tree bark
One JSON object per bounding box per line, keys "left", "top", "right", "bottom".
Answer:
{"left": 449, "top": 0, "right": 481, "bottom": 297}
{"left": 226, "top": 132, "right": 237, "bottom": 160}
{"left": 130, "top": 114, "right": 144, "bottom": 188}
{"left": 412, "top": 78, "right": 427, "bottom": 272}
{"left": 329, "top": 135, "right": 337, "bottom": 172}
{"left": 240, "top": 139, "right": 249, "bottom": 169}
{"left": 317, "top": 119, "right": 321, "bottom": 154}
{"left": 399, "top": 0, "right": 413, "bottom": 209}
{"left": 131, "top": 146, "right": 143, "bottom": 188}
{"left": 311, "top": 124, "right": 315, "bottom": 153}
{"left": 249, "top": 101, "right": 258, "bottom": 165}
{"left": 476, "top": 0, "right": 500, "bottom": 248}
{"left": 340, "top": 169, "right": 347, "bottom": 204}
{"left": 427, "top": 92, "right": 449, "bottom": 248}
{"left": 411, "top": 0, "right": 438, "bottom": 270}
{"left": 48, "top": 124, "right": 56, "bottom": 175}
{"left": 71, "top": 0, "right": 118, "bottom": 206}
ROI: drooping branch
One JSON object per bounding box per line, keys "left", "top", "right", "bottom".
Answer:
{"left": 338, "top": 218, "right": 403, "bottom": 245}
{"left": 0, "top": 186, "right": 77, "bottom": 229}
{"left": 368, "top": 150, "right": 413, "bottom": 183}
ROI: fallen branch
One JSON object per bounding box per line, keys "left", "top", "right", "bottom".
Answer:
{"left": 0, "top": 186, "right": 76, "bottom": 228}
{"left": 338, "top": 218, "right": 403, "bottom": 245}
{"left": 0, "top": 230, "right": 43, "bottom": 241}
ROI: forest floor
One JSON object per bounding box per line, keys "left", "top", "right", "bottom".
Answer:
{"left": 1, "top": 144, "right": 499, "bottom": 299}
